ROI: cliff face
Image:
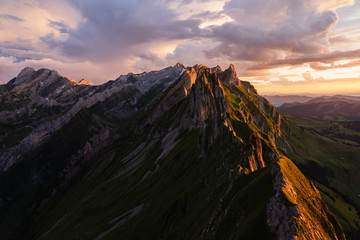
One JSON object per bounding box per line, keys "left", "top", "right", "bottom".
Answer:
{"left": 0, "top": 63, "right": 346, "bottom": 240}
{"left": 142, "top": 64, "right": 285, "bottom": 172}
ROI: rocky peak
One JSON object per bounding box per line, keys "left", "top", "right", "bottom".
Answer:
{"left": 11, "top": 67, "right": 36, "bottom": 85}
{"left": 228, "top": 63, "right": 236, "bottom": 71}
{"left": 174, "top": 62, "right": 185, "bottom": 69}
{"left": 211, "top": 65, "right": 222, "bottom": 74}
{"left": 78, "top": 79, "right": 92, "bottom": 85}
{"left": 218, "top": 64, "right": 240, "bottom": 86}
{"left": 67, "top": 78, "right": 92, "bottom": 86}
{"left": 14, "top": 68, "right": 63, "bottom": 86}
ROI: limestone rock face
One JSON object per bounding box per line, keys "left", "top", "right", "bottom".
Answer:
{"left": 217, "top": 64, "right": 240, "bottom": 86}
{"left": 12, "top": 67, "right": 36, "bottom": 85}
{"left": 174, "top": 62, "right": 185, "bottom": 69}
{"left": 0, "top": 64, "right": 185, "bottom": 173}
{"left": 138, "top": 64, "right": 287, "bottom": 171}
{"left": 248, "top": 132, "right": 265, "bottom": 171}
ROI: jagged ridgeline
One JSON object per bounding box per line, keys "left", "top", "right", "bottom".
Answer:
{"left": 0, "top": 64, "right": 346, "bottom": 239}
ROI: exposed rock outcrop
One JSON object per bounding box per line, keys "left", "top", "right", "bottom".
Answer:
{"left": 140, "top": 64, "right": 285, "bottom": 172}
{"left": 11, "top": 67, "right": 36, "bottom": 85}
{"left": 218, "top": 64, "right": 240, "bottom": 86}
{"left": 0, "top": 65, "right": 185, "bottom": 173}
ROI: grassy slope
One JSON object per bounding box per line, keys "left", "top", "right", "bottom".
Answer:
{"left": 282, "top": 116, "right": 360, "bottom": 238}
{"left": 0, "top": 108, "right": 99, "bottom": 240}
{"left": 22, "top": 127, "right": 275, "bottom": 240}
{"left": 287, "top": 116, "right": 360, "bottom": 147}
{"left": 314, "top": 181, "right": 360, "bottom": 238}
{"left": 223, "top": 84, "right": 281, "bottom": 163}
{"left": 20, "top": 80, "right": 280, "bottom": 239}
{"left": 278, "top": 157, "right": 344, "bottom": 240}
{"left": 0, "top": 86, "right": 143, "bottom": 240}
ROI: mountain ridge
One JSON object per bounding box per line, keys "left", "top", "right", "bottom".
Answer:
{"left": 0, "top": 63, "right": 348, "bottom": 239}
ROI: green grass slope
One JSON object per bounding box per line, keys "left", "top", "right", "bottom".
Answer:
{"left": 21, "top": 128, "right": 276, "bottom": 240}
{"left": 280, "top": 117, "right": 360, "bottom": 239}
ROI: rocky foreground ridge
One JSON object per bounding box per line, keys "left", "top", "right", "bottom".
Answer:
{"left": 0, "top": 63, "right": 346, "bottom": 239}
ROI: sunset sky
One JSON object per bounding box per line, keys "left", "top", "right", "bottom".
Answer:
{"left": 0, "top": 0, "right": 359, "bottom": 95}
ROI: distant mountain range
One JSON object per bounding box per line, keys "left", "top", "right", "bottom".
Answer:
{"left": 265, "top": 95, "right": 315, "bottom": 107}
{"left": 277, "top": 95, "right": 360, "bottom": 121}
{"left": 0, "top": 64, "right": 356, "bottom": 239}
{"left": 266, "top": 94, "right": 360, "bottom": 108}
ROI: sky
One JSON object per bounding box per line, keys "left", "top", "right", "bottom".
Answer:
{"left": 0, "top": 0, "right": 359, "bottom": 95}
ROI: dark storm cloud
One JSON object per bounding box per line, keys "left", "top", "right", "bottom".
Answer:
{"left": 42, "top": 0, "right": 202, "bottom": 62}
{"left": 0, "top": 14, "right": 24, "bottom": 22}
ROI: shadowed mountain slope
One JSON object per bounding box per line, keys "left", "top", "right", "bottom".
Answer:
{"left": 0, "top": 64, "right": 347, "bottom": 239}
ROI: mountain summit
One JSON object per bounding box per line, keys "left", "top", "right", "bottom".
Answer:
{"left": 0, "top": 64, "right": 346, "bottom": 239}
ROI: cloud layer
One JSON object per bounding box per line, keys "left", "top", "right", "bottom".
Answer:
{"left": 0, "top": 0, "right": 359, "bottom": 94}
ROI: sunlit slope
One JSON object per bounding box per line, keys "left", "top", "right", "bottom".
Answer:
{"left": 280, "top": 116, "right": 360, "bottom": 239}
